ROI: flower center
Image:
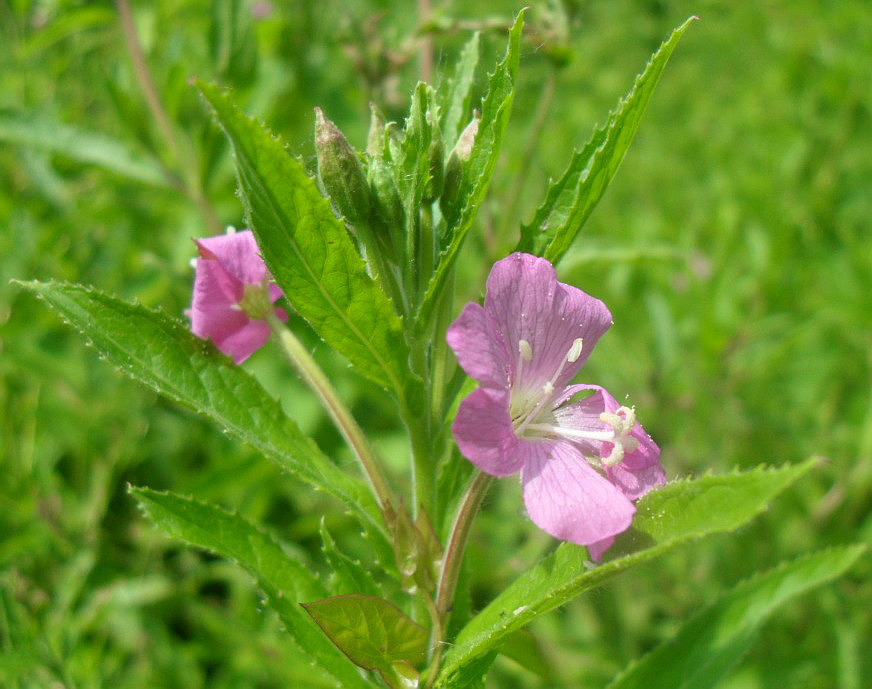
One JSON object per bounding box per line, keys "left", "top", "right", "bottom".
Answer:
{"left": 509, "top": 339, "right": 638, "bottom": 467}
{"left": 510, "top": 338, "right": 582, "bottom": 435}
{"left": 236, "top": 282, "right": 273, "bottom": 319}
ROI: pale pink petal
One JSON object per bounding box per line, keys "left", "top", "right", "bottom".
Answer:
{"left": 213, "top": 320, "right": 271, "bottom": 364}
{"left": 520, "top": 441, "right": 635, "bottom": 546}
{"left": 190, "top": 255, "right": 247, "bottom": 342}
{"left": 446, "top": 303, "right": 511, "bottom": 390}
{"left": 452, "top": 388, "right": 525, "bottom": 477}
{"left": 197, "top": 230, "right": 269, "bottom": 285}
{"left": 484, "top": 253, "right": 612, "bottom": 394}
{"left": 555, "top": 385, "right": 665, "bottom": 501}
{"left": 586, "top": 536, "right": 615, "bottom": 562}
{"left": 268, "top": 282, "right": 285, "bottom": 303}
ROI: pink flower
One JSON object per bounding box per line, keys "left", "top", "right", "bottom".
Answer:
{"left": 447, "top": 253, "right": 664, "bottom": 559}
{"left": 188, "top": 229, "right": 287, "bottom": 364}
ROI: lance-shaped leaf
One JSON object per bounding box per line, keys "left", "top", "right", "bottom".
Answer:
{"left": 435, "top": 459, "right": 817, "bottom": 688}
{"left": 517, "top": 16, "right": 696, "bottom": 263}
{"left": 440, "top": 32, "right": 482, "bottom": 146}
{"left": 608, "top": 545, "right": 865, "bottom": 689}
{"left": 197, "top": 81, "right": 411, "bottom": 399}
{"left": 131, "top": 488, "right": 376, "bottom": 689}
{"left": 18, "top": 281, "right": 392, "bottom": 567}
{"left": 320, "top": 520, "right": 381, "bottom": 597}
{"left": 417, "top": 10, "right": 525, "bottom": 331}
{"left": 303, "top": 594, "right": 428, "bottom": 689}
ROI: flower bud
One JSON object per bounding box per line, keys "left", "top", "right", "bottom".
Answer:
{"left": 366, "top": 103, "right": 386, "bottom": 157}
{"left": 423, "top": 120, "right": 444, "bottom": 202}
{"left": 314, "top": 107, "right": 371, "bottom": 223}
{"left": 368, "top": 157, "right": 405, "bottom": 243}
{"left": 440, "top": 116, "right": 479, "bottom": 222}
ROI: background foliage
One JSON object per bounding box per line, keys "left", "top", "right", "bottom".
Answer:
{"left": 1, "top": 0, "right": 870, "bottom": 687}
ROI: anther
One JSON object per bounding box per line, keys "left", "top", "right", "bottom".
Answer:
{"left": 518, "top": 339, "right": 533, "bottom": 362}
{"left": 566, "top": 338, "right": 584, "bottom": 363}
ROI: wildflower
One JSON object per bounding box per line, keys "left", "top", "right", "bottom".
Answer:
{"left": 447, "top": 253, "right": 664, "bottom": 558}
{"left": 188, "top": 228, "right": 287, "bottom": 364}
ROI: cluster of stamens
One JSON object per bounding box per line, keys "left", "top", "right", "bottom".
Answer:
{"left": 509, "top": 338, "right": 637, "bottom": 469}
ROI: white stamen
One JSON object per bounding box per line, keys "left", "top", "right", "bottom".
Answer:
{"left": 189, "top": 257, "right": 198, "bottom": 269}
{"left": 566, "top": 337, "right": 584, "bottom": 363}
{"left": 597, "top": 406, "right": 638, "bottom": 467}
{"left": 518, "top": 339, "right": 532, "bottom": 362}
{"left": 524, "top": 424, "right": 615, "bottom": 442}
{"left": 225, "top": 225, "right": 237, "bottom": 234}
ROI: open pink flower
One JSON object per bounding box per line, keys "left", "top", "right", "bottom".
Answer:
{"left": 188, "top": 229, "right": 287, "bottom": 364}
{"left": 447, "top": 253, "right": 664, "bottom": 559}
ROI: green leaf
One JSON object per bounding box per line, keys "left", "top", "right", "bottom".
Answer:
{"left": 320, "top": 520, "right": 381, "bottom": 597}
{"left": 196, "top": 81, "right": 412, "bottom": 399}
{"left": 0, "top": 111, "right": 170, "bottom": 187}
{"left": 517, "top": 16, "right": 696, "bottom": 263}
{"left": 417, "top": 10, "right": 525, "bottom": 331}
{"left": 396, "top": 82, "right": 436, "bottom": 294}
{"left": 608, "top": 545, "right": 865, "bottom": 689}
{"left": 303, "top": 594, "right": 428, "bottom": 689}
{"left": 435, "top": 459, "right": 817, "bottom": 688}
{"left": 130, "top": 488, "right": 376, "bottom": 689}
{"left": 440, "top": 32, "right": 481, "bottom": 145}
{"left": 498, "top": 629, "right": 553, "bottom": 681}
{"left": 18, "top": 281, "right": 392, "bottom": 566}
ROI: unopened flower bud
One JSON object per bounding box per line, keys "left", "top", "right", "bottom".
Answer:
{"left": 366, "top": 103, "right": 386, "bottom": 158}
{"left": 440, "top": 116, "right": 479, "bottom": 222}
{"left": 423, "top": 121, "right": 444, "bottom": 202}
{"left": 368, "top": 157, "right": 405, "bottom": 243}
{"left": 314, "top": 107, "right": 371, "bottom": 223}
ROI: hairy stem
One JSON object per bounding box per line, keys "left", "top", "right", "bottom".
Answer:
{"left": 267, "top": 314, "right": 397, "bottom": 519}
{"left": 404, "top": 402, "right": 435, "bottom": 518}
{"left": 427, "top": 471, "right": 493, "bottom": 684}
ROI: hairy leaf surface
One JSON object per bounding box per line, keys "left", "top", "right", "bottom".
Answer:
{"left": 131, "top": 488, "right": 375, "bottom": 689}
{"left": 517, "top": 17, "right": 695, "bottom": 263}
{"left": 436, "top": 459, "right": 817, "bottom": 687}
{"left": 608, "top": 545, "right": 865, "bottom": 689}
{"left": 198, "top": 82, "right": 411, "bottom": 398}
{"left": 19, "top": 281, "right": 391, "bottom": 564}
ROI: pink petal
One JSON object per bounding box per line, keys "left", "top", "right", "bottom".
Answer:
{"left": 520, "top": 441, "right": 635, "bottom": 546}
{"left": 190, "top": 256, "right": 247, "bottom": 342}
{"left": 452, "top": 388, "right": 525, "bottom": 477}
{"left": 554, "top": 385, "right": 665, "bottom": 501}
{"left": 586, "top": 536, "right": 615, "bottom": 562}
{"left": 446, "top": 302, "right": 511, "bottom": 390}
{"left": 213, "top": 319, "right": 271, "bottom": 364}
{"left": 484, "top": 253, "right": 612, "bottom": 394}
{"left": 197, "top": 230, "right": 270, "bottom": 285}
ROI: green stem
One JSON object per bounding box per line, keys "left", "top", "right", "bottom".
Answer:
{"left": 267, "top": 314, "right": 397, "bottom": 518}
{"left": 403, "top": 401, "right": 435, "bottom": 518}
{"left": 358, "top": 220, "right": 408, "bottom": 315}
{"left": 429, "top": 266, "right": 455, "bottom": 428}
{"left": 418, "top": 204, "right": 435, "bottom": 299}
{"left": 427, "top": 471, "right": 493, "bottom": 684}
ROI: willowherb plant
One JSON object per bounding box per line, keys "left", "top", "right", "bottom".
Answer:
{"left": 18, "top": 10, "right": 863, "bottom": 689}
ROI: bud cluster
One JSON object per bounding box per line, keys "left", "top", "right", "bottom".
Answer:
{"left": 313, "top": 96, "right": 479, "bottom": 316}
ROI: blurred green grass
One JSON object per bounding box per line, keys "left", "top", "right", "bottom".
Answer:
{"left": 1, "top": 1, "right": 869, "bottom": 687}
